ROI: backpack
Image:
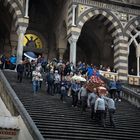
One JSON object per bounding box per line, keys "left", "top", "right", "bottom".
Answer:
{"left": 47, "top": 73, "right": 54, "bottom": 83}
{"left": 61, "top": 86, "right": 66, "bottom": 94}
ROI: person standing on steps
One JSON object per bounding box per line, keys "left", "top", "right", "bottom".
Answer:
{"left": 32, "top": 67, "right": 42, "bottom": 94}
{"left": 116, "top": 80, "right": 122, "bottom": 101}
{"left": 16, "top": 60, "right": 24, "bottom": 83}
{"left": 109, "top": 80, "right": 117, "bottom": 99}
{"left": 54, "top": 70, "right": 61, "bottom": 94}
{"left": 94, "top": 95, "right": 106, "bottom": 127}
{"left": 103, "top": 96, "right": 116, "bottom": 128}
{"left": 78, "top": 84, "right": 88, "bottom": 112}
{"left": 87, "top": 88, "right": 98, "bottom": 119}
{"left": 71, "top": 80, "right": 81, "bottom": 107}
{"left": 46, "top": 69, "right": 54, "bottom": 95}
{"left": 60, "top": 81, "right": 67, "bottom": 103}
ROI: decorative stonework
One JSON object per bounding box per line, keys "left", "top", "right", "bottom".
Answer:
{"left": 18, "top": 0, "right": 24, "bottom": 6}
{"left": 128, "top": 14, "right": 137, "bottom": 21}
{"left": 72, "top": 0, "right": 140, "bottom": 15}
{"left": 78, "top": 4, "right": 92, "bottom": 17}
{"left": 112, "top": 11, "right": 128, "bottom": 27}
{"left": 1, "top": 0, "right": 28, "bottom": 30}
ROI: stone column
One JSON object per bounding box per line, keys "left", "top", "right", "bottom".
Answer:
{"left": 25, "top": 0, "right": 29, "bottom": 18}
{"left": 10, "top": 35, "right": 18, "bottom": 55}
{"left": 136, "top": 46, "right": 140, "bottom": 76}
{"left": 68, "top": 35, "right": 78, "bottom": 66}
{"left": 72, "top": 5, "right": 77, "bottom": 26}
{"left": 16, "top": 26, "right": 27, "bottom": 64}
{"left": 137, "top": 57, "right": 139, "bottom": 76}
{"left": 114, "top": 36, "right": 128, "bottom": 82}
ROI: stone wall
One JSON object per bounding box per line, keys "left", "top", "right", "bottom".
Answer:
{"left": 0, "top": 70, "right": 44, "bottom": 140}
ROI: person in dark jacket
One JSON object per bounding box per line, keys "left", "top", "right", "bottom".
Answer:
{"left": 46, "top": 69, "right": 54, "bottom": 95}
{"left": 116, "top": 80, "right": 122, "bottom": 101}
{"left": 71, "top": 81, "right": 81, "bottom": 107}
{"left": 109, "top": 80, "right": 117, "bottom": 99}
{"left": 17, "top": 60, "right": 24, "bottom": 83}
{"left": 60, "top": 81, "right": 67, "bottom": 103}
{"left": 78, "top": 84, "right": 88, "bottom": 112}
{"left": 87, "top": 88, "right": 97, "bottom": 119}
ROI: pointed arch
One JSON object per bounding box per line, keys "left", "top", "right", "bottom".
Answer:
{"left": 68, "top": 8, "right": 128, "bottom": 81}
{"left": 125, "top": 17, "right": 140, "bottom": 76}
{"left": 77, "top": 8, "right": 123, "bottom": 38}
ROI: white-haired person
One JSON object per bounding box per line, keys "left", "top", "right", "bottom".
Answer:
{"left": 103, "top": 96, "right": 116, "bottom": 128}
{"left": 94, "top": 94, "right": 106, "bottom": 127}
{"left": 32, "top": 67, "right": 42, "bottom": 94}
{"left": 54, "top": 70, "right": 61, "bottom": 94}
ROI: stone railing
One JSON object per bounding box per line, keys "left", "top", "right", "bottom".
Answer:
{"left": 122, "top": 86, "right": 140, "bottom": 108}
{"left": 99, "top": 71, "right": 140, "bottom": 108}
{"left": 128, "top": 75, "right": 140, "bottom": 86}
{"left": 99, "top": 70, "right": 118, "bottom": 81}
{"left": 0, "top": 70, "right": 44, "bottom": 140}
{"left": 100, "top": 70, "right": 140, "bottom": 86}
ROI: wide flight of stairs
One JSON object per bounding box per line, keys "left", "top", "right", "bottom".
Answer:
{"left": 3, "top": 71, "right": 140, "bottom": 140}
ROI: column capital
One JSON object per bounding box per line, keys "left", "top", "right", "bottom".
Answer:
{"left": 16, "top": 26, "right": 27, "bottom": 35}
{"left": 68, "top": 35, "right": 79, "bottom": 44}
{"left": 72, "top": 4, "right": 77, "bottom": 8}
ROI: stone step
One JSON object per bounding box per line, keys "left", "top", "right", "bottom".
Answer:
{"left": 3, "top": 71, "right": 140, "bottom": 140}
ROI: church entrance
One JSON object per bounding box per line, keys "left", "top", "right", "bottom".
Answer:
{"left": 77, "top": 15, "right": 114, "bottom": 70}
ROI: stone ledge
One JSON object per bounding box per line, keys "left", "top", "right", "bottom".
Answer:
{"left": 0, "top": 116, "right": 19, "bottom": 129}
{"left": 122, "top": 86, "right": 140, "bottom": 108}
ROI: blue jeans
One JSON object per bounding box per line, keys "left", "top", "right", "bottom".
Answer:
{"left": 32, "top": 80, "right": 40, "bottom": 93}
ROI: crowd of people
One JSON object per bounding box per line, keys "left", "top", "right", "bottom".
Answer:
{"left": 0, "top": 55, "right": 16, "bottom": 70}
{"left": 1, "top": 54, "right": 122, "bottom": 128}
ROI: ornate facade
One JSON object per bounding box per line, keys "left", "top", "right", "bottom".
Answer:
{"left": 0, "top": 0, "right": 140, "bottom": 82}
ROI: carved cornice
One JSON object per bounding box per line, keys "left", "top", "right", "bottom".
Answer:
{"left": 72, "top": 0, "right": 140, "bottom": 15}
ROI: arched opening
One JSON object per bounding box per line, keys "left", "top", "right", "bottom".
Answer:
{"left": 0, "top": 2, "right": 13, "bottom": 56}
{"left": 77, "top": 14, "right": 115, "bottom": 70}
{"left": 28, "top": 0, "right": 67, "bottom": 59}
{"left": 128, "top": 42, "right": 137, "bottom": 75}
{"left": 127, "top": 25, "right": 140, "bottom": 76}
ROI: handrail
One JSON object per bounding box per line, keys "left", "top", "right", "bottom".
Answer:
{"left": 0, "top": 70, "right": 44, "bottom": 140}
{"left": 122, "top": 85, "right": 140, "bottom": 99}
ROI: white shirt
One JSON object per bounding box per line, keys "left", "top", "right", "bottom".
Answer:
{"left": 94, "top": 97, "right": 105, "bottom": 112}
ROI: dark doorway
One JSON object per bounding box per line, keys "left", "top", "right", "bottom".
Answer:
{"left": 0, "top": 2, "right": 12, "bottom": 55}
{"left": 128, "top": 42, "right": 137, "bottom": 75}
{"left": 77, "top": 15, "right": 114, "bottom": 68}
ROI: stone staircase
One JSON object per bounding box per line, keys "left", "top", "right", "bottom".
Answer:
{"left": 3, "top": 71, "right": 140, "bottom": 140}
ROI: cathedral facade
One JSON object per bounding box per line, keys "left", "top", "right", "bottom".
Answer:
{"left": 0, "top": 0, "right": 140, "bottom": 82}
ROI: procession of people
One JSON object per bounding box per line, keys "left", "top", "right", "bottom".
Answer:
{"left": 1, "top": 53, "right": 122, "bottom": 128}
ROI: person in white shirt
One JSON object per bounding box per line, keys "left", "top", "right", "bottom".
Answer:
{"left": 32, "top": 67, "right": 42, "bottom": 94}
{"left": 54, "top": 70, "right": 61, "bottom": 94}
{"left": 94, "top": 96, "right": 106, "bottom": 127}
